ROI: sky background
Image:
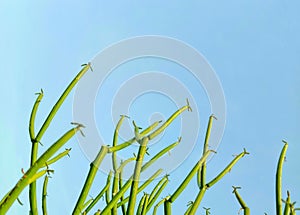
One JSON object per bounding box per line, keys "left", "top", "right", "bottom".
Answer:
{"left": 0, "top": 1, "right": 299, "bottom": 214}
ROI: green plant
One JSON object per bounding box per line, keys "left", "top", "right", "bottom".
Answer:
{"left": 0, "top": 64, "right": 297, "bottom": 215}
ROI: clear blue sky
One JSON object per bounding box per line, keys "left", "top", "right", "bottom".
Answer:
{"left": 0, "top": 1, "right": 299, "bottom": 214}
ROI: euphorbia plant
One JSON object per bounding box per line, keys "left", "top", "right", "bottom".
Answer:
{"left": 0, "top": 63, "right": 297, "bottom": 215}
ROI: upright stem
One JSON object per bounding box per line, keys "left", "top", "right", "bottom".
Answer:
{"left": 29, "top": 90, "right": 43, "bottom": 215}
{"left": 188, "top": 187, "right": 206, "bottom": 215}
{"left": 164, "top": 200, "right": 172, "bottom": 215}
{"left": 199, "top": 115, "right": 215, "bottom": 189}
{"left": 126, "top": 137, "right": 149, "bottom": 215}
{"left": 276, "top": 141, "right": 288, "bottom": 215}
{"left": 72, "top": 145, "right": 109, "bottom": 215}
{"left": 42, "top": 176, "right": 49, "bottom": 215}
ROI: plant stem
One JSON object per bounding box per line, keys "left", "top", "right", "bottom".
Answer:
{"left": 84, "top": 181, "right": 110, "bottom": 214}
{"left": 0, "top": 127, "right": 79, "bottom": 214}
{"left": 164, "top": 199, "right": 172, "bottom": 215}
{"left": 283, "top": 191, "right": 291, "bottom": 215}
{"left": 42, "top": 176, "right": 49, "bottom": 215}
{"left": 152, "top": 198, "right": 165, "bottom": 215}
{"left": 232, "top": 187, "right": 250, "bottom": 215}
{"left": 169, "top": 150, "right": 212, "bottom": 203}
{"left": 148, "top": 102, "right": 191, "bottom": 140}
{"left": 206, "top": 149, "right": 248, "bottom": 188}
{"left": 198, "top": 115, "right": 215, "bottom": 189}
{"left": 72, "top": 145, "right": 109, "bottom": 215}
{"left": 188, "top": 187, "right": 206, "bottom": 215}
{"left": 141, "top": 194, "right": 149, "bottom": 215}
{"left": 126, "top": 137, "right": 149, "bottom": 215}
{"left": 118, "top": 169, "right": 162, "bottom": 207}
{"left": 276, "top": 141, "right": 288, "bottom": 215}
{"left": 29, "top": 89, "right": 43, "bottom": 215}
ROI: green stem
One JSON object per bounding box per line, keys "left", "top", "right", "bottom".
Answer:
{"left": 126, "top": 137, "right": 149, "bottom": 215}
{"left": 101, "top": 178, "right": 133, "bottom": 215}
{"left": 198, "top": 115, "right": 215, "bottom": 189}
{"left": 0, "top": 127, "right": 79, "bottom": 214}
{"left": 137, "top": 194, "right": 147, "bottom": 215}
{"left": 118, "top": 169, "right": 163, "bottom": 207}
{"left": 84, "top": 181, "right": 110, "bottom": 214}
{"left": 206, "top": 149, "right": 249, "bottom": 188}
{"left": 276, "top": 141, "right": 288, "bottom": 215}
{"left": 141, "top": 138, "right": 181, "bottom": 172}
{"left": 29, "top": 89, "right": 43, "bottom": 215}
{"left": 147, "top": 179, "right": 169, "bottom": 213}
{"left": 184, "top": 203, "right": 193, "bottom": 215}
{"left": 232, "top": 187, "right": 250, "bottom": 215}
{"left": 164, "top": 200, "right": 172, "bottom": 215}
{"left": 42, "top": 148, "right": 71, "bottom": 167}
{"left": 152, "top": 198, "right": 165, "bottom": 215}
{"left": 141, "top": 194, "right": 149, "bottom": 215}
{"left": 148, "top": 102, "right": 191, "bottom": 140}
{"left": 112, "top": 115, "right": 128, "bottom": 215}
{"left": 105, "top": 171, "right": 112, "bottom": 205}
{"left": 35, "top": 64, "right": 91, "bottom": 144}
{"left": 102, "top": 137, "right": 175, "bottom": 214}
{"left": 169, "top": 150, "right": 212, "bottom": 203}
{"left": 42, "top": 176, "right": 49, "bottom": 215}
{"left": 188, "top": 187, "right": 207, "bottom": 215}
{"left": 283, "top": 191, "right": 291, "bottom": 215}
{"left": 109, "top": 120, "right": 161, "bottom": 153}
{"left": 119, "top": 171, "right": 126, "bottom": 215}
{"left": 72, "top": 145, "right": 109, "bottom": 215}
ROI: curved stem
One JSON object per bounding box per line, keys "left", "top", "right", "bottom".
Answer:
{"left": 276, "top": 141, "right": 288, "bottom": 215}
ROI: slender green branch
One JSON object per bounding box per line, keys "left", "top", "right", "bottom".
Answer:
{"left": 105, "top": 171, "right": 112, "bottom": 205}
{"left": 84, "top": 179, "right": 110, "bottom": 214}
{"left": 137, "top": 193, "right": 147, "bottom": 215}
{"left": 148, "top": 176, "right": 168, "bottom": 204}
{"left": 42, "top": 176, "right": 49, "bottom": 215}
{"left": 119, "top": 170, "right": 126, "bottom": 215}
{"left": 126, "top": 137, "right": 149, "bottom": 215}
{"left": 276, "top": 141, "right": 288, "bottom": 215}
{"left": 0, "top": 126, "right": 79, "bottom": 213}
{"left": 147, "top": 179, "right": 169, "bottom": 213}
{"left": 283, "top": 191, "right": 291, "bottom": 215}
{"left": 169, "top": 150, "right": 212, "bottom": 203}
{"left": 102, "top": 135, "right": 179, "bottom": 214}
{"left": 29, "top": 64, "right": 89, "bottom": 214}
{"left": 141, "top": 138, "right": 181, "bottom": 173}
{"left": 29, "top": 89, "right": 44, "bottom": 142}
{"left": 232, "top": 186, "right": 250, "bottom": 215}
{"left": 35, "top": 63, "right": 91, "bottom": 144}
{"left": 141, "top": 194, "right": 149, "bottom": 215}
{"left": 29, "top": 89, "right": 44, "bottom": 215}
{"left": 112, "top": 115, "right": 128, "bottom": 171}
{"left": 148, "top": 102, "right": 191, "bottom": 140}
{"left": 109, "top": 120, "right": 161, "bottom": 152}
{"left": 118, "top": 169, "right": 163, "bottom": 207}
{"left": 206, "top": 149, "right": 249, "bottom": 188}
{"left": 112, "top": 115, "right": 128, "bottom": 215}
{"left": 101, "top": 178, "right": 133, "bottom": 215}
{"left": 198, "top": 115, "right": 215, "bottom": 189}
{"left": 184, "top": 202, "right": 193, "bottom": 215}
{"left": 153, "top": 198, "right": 166, "bottom": 215}
{"left": 188, "top": 187, "right": 206, "bottom": 215}
{"left": 72, "top": 145, "right": 109, "bottom": 215}
{"left": 42, "top": 148, "right": 71, "bottom": 167}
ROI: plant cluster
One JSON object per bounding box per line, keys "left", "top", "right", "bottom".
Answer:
{"left": 0, "top": 64, "right": 297, "bottom": 215}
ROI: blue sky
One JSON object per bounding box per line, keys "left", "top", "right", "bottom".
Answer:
{"left": 0, "top": 1, "right": 299, "bottom": 214}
